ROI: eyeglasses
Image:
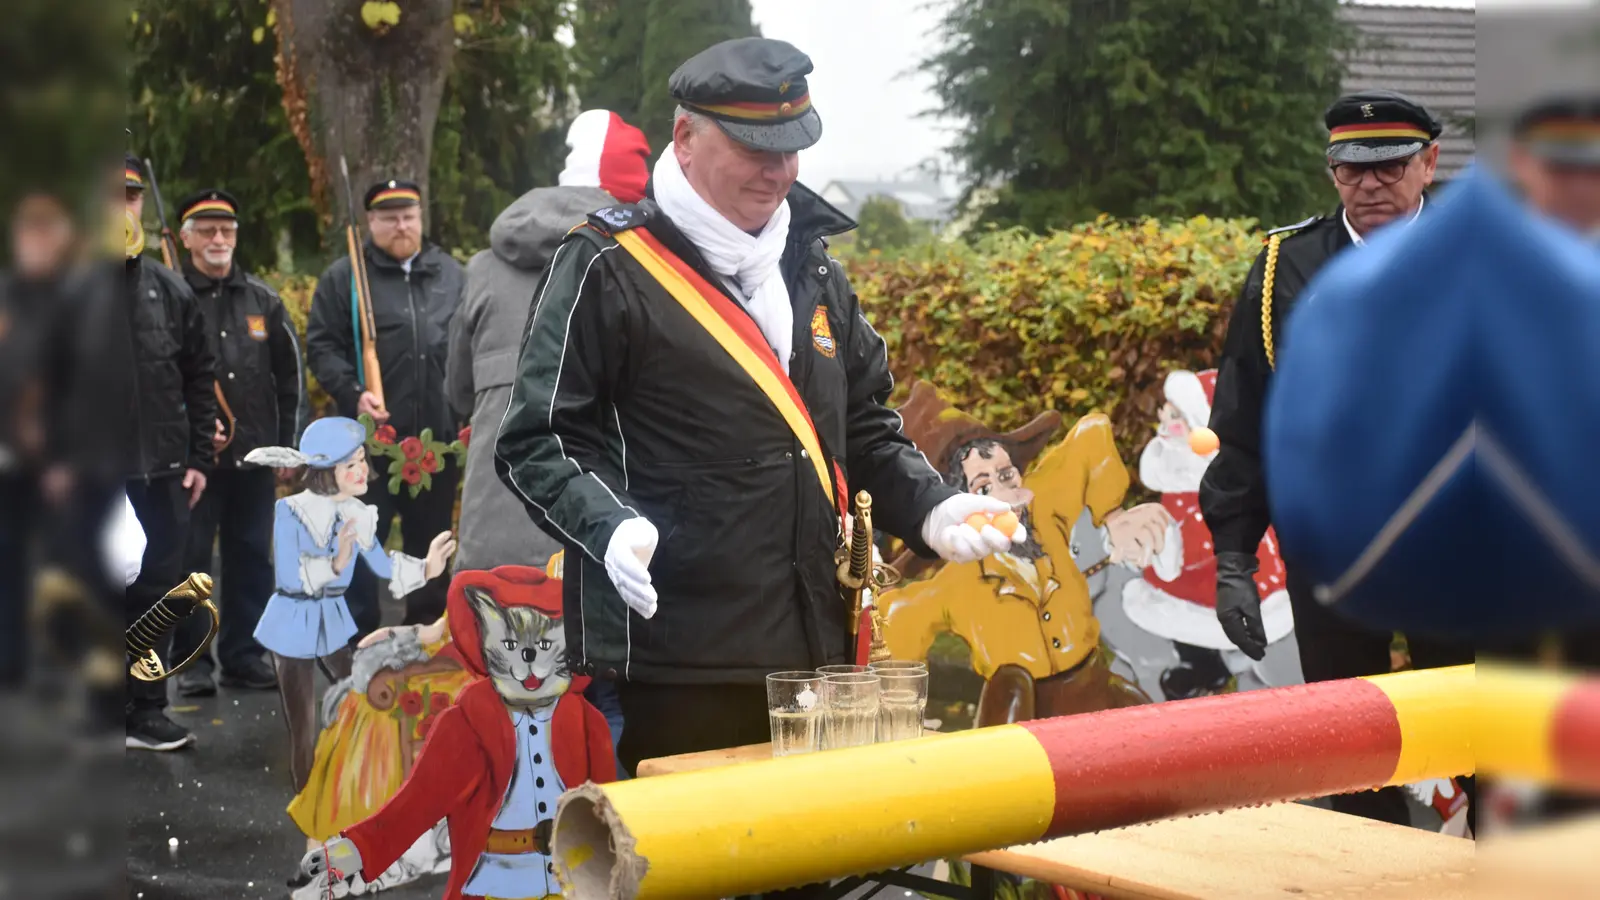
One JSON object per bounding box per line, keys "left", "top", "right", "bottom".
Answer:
{"left": 1330, "top": 157, "right": 1414, "bottom": 186}
{"left": 193, "top": 224, "right": 238, "bottom": 241}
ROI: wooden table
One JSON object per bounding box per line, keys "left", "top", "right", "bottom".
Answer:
{"left": 637, "top": 741, "right": 1476, "bottom": 900}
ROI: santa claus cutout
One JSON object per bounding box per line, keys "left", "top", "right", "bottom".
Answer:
{"left": 1121, "top": 369, "right": 1295, "bottom": 699}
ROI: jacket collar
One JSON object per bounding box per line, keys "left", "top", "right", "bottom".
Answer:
{"left": 180, "top": 256, "right": 246, "bottom": 293}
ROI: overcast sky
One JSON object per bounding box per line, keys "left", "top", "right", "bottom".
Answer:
{"left": 748, "top": 0, "right": 1490, "bottom": 189}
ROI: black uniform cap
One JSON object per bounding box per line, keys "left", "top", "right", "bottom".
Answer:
{"left": 1513, "top": 94, "right": 1600, "bottom": 167}
{"left": 1325, "top": 90, "right": 1443, "bottom": 164}
{"left": 177, "top": 188, "right": 240, "bottom": 224}
{"left": 125, "top": 153, "right": 145, "bottom": 190}
{"left": 669, "top": 38, "right": 823, "bottom": 153}
{"left": 363, "top": 179, "right": 422, "bottom": 210}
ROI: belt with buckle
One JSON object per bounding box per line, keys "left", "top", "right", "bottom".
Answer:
{"left": 484, "top": 821, "right": 552, "bottom": 855}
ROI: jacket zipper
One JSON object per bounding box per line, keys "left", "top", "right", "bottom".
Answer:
{"left": 404, "top": 267, "right": 422, "bottom": 434}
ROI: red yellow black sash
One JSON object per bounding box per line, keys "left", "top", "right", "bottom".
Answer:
{"left": 612, "top": 227, "right": 848, "bottom": 525}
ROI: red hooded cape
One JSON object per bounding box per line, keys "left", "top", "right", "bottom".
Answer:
{"left": 344, "top": 566, "right": 615, "bottom": 900}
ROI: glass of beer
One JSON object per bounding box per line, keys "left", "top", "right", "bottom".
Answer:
{"left": 875, "top": 667, "right": 929, "bottom": 743}
{"left": 821, "top": 672, "right": 881, "bottom": 750}
{"left": 767, "top": 671, "right": 823, "bottom": 758}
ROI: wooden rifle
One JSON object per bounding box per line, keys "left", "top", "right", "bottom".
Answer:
{"left": 339, "top": 156, "right": 385, "bottom": 413}
{"left": 144, "top": 158, "right": 237, "bottom": 454}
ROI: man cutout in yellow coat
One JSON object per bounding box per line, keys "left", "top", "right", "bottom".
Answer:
{"left": 880, "top": 388, "right": 1169, "bottom": 726}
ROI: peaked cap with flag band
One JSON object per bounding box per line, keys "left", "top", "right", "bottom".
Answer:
{"left": 364, "top": 179, "right": 422, "bottom": 210}
{"left": 558, "top": 109, "right": 652, "bottom": 203}
{"left": 177, "top": 188, "right": 239, "bottom": 223}
{"left": 1514, "top": 93, "right": 1600, "bottom": 168}
{"left": 1325, "top": 89, "right": 1443, "bottom": 165}
{"left": 124, "top": 153, "right": 145, "bottom": 190}
{"left": 669, "top": 37, "right": 823, "bottom": 153}
{"left": 1263, "top": 166, "right": 1600, "bottom": 641}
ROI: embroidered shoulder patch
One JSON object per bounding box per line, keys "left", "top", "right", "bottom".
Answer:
{"left": 587, "top": 205, "right": 647, "bottom": 234}
{"left": 811, "top": 306, "right": 836, "bottom": 358}
{"left": 246, "top": 314, "right": 268, "bottom": 340}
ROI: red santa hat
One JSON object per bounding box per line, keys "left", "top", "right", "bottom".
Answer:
{"left": 558, "top": 110, "right": 651, "bottom": 204}
{"left": 1164, "top": 368, "right": 1218, "bottom": 431}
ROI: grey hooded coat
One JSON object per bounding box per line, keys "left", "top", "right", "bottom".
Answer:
{"left": 446, "top": 186, "right": 614, "bottom": 571}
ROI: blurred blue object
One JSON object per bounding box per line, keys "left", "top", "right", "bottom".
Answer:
{"left": 1264, "top": 166, "right": 1600, "bottom": 640}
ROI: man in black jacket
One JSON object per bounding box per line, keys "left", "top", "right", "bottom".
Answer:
{"left": 306, "top": 179, "right": 464, "bottom": 633}
{"left": 497, "top": 39, "right": 1023, "bottom": 776}
{"left": 1200, "top": 91, "right": 1475, "bottom": 825}
{"left": 123, "top": 157, "right": 218, "bottom": 751}
{"left": 168, "top": 189, "right": 302, "bottom": 697}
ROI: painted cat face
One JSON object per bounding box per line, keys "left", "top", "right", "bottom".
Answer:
{"left": 466, "top": 585, "right": 570, "bottom": 707}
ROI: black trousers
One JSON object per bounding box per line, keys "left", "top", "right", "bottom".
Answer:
{"left": 173, "top": 466, "right": 276, "bottom": 674}
{"left": 125, "top": 476, "right": 192, "bottom": 715}
{"left": 1287, "top": 576, "right": 1477, "bottom": 830}
{"left": 0, "top": 474, "right": 34, "bottom": 685}
{"left": 346, "top": 457, "right": 459, "bottom": 638}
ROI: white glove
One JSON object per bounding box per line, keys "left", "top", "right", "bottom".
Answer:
{"left": 921, "top": 494, "right": 1027, "bottom": 563}
{"left": 605, "top": 517, "right": 659, "bottom": 619}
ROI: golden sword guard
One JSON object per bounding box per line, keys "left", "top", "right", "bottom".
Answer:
{"left": 836, "top": 491, "right": 902, "bottom": 662}
{"left": 127, "top": 573, "right": 219, "bottom": 682}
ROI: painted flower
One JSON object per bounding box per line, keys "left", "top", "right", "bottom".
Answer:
{"left": 374, "top": 424, "right": 397, "bottom": 445}
{"left": 429, "top": 692, "right": 450, "bottom": 714}
{"left": 457, "top": 426, "right": 472, "bottom": 448}
{"left": 399, "top": 436, "right": 424, "bottom": 460}
{"left": 401, "top": 462, "right": 423, "bottom": 485}
{"left": 399, "top": 690, "right": 423, "bottom": 717}
{"left": 419, "top": 451, "right": 439, "bottom": 474}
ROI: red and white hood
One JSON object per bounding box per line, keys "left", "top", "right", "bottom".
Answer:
{"left": 558, "top": 109, "right": 651, "bottom": 204}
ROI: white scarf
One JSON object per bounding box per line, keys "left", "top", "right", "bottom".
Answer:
{"left": 653, "top": 144, "right": 794, "bottom": 372}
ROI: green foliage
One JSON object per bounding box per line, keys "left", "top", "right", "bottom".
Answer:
{"left": 427, "top": 1, "right": 573, "bottom": 253}
{"left": 128, "top": 0, "right": 318, "bottom": 272}
{"left": 924, "top": 0, "right": 1354, "bottom": 232}
{"left": 849, "top": 215, "right": 1261, "bottom": 463}
{"left": 850, "top": 196, "right": 933, "bottom": 255}
{"left": 575, "top": 0, "right": 759, "bottom": 154}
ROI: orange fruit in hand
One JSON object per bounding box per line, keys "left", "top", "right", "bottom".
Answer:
{"left": 992, "top": 511, "right": 1020, "bottom": 538}
{"left": 1189, "top": 426, "right": 1220, "bottom": 456}
{"left": 964, "top": 512, "right": 992, "bottom": 531}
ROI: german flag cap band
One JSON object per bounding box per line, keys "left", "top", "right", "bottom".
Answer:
{"left": 1324, "top": 90, "right": 1442, "bottom": 165}
{"left": 668, "top": 38, "right": 823, "bottom": 153}
{"left": 177, "top": 189, "right": 240, "bottom": 223}
{"left": 364, "top": 179, "right": 423, "bottom": 210}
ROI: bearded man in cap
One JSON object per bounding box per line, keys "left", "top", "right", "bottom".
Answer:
{"left": 166, "top": 189, "right": 303, "bottom": 697}
{"left": 497, "top": 38, "right": 1024, "bottom": 774}
{"left": 306, "top": 179, "right": 465, "bottom": 636}
{"left": 1200, "top": 90, "right": 1476, "bottom": 826}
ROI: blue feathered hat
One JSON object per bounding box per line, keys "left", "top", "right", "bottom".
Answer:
{"left": 1264, "top": 166, "right": 1600, "bottom": 641}
{"left": 243, "top": 417, "right": 366, "bottom": 470}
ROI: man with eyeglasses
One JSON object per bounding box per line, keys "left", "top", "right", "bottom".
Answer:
{"left": 168, "top": 189, "right": 303, "bottom": 698}
{"left": 306, "top": 179, "right": 465, "bottom": 637}
{"left": 1200, "top": 90, "right": 1476, "bottom": 827}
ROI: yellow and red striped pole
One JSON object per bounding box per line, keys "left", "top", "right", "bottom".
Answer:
{"left": 553, "top": 666, "right": 1474, "bottom": 900}
{"left": 1475, "top": 662, "right": 1600, "bottom": 791}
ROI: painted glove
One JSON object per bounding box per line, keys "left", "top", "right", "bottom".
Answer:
{"left": 1216, "top": 551, "right": 1267, "bottom": 661}
{"left": 920, "top": 494, "right": 1025, "bottom": 563}
{"left": 605, "top": 517, "right": 659, "bottom": 619}
{"left": 301, "top": 836, "right": 362, "bottom": 881}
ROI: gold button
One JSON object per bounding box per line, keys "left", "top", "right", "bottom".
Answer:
{"left": 779, "top": 102, "right": 793, "bottom": 115}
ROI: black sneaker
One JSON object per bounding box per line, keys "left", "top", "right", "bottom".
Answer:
{"left": 219, "top": 656, "right": 278, "bottom": 690}
{"left": 126, "top": 711, "right": 196, "bottom": 752}
{"left": 175, "top": 667, "right": 216, "bottom": 697}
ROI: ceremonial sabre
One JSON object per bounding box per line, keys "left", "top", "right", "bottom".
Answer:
{"left": 127, "top": 573, "right": 219, "bottom": 682}
{"left": 339, "top": 156, "right": 385, "bottom": 413}
{"left": 836, "top": 491, "right": 900, "bottom": 664}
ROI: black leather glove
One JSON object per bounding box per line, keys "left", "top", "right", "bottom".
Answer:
{"left": 1216, "top": 551, "right": 1268, "bottom": 661}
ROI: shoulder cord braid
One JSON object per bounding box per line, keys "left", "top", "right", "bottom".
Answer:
{"left": 1261, "top": 234, "right": 1282, "bottom": 371}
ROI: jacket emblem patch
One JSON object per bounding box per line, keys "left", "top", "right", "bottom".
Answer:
{"left": 811, "top": 306, "right": 836, "bottom": 358}
{"left": 246, "top": 315, "right": 268, "bottom": 341}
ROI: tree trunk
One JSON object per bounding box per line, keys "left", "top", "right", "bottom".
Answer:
{"left": 270, "top": 0, "right": 456, "bottom": 240}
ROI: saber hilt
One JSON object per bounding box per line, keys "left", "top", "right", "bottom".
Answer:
{"left": 128, "top": 573, "right": 219, "bottom": 682}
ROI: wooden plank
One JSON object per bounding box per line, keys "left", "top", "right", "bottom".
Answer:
{"left": 1477, "top": 814, "right": 1600, "bottom": 897}
{"left": 964, "top": 803, "right": 1475, "bottom": 900}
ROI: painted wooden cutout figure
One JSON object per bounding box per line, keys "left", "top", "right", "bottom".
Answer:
{"left": 1122, "top": 369, "right": 1296, "bottom": 699}
{"left": 243, "top": 416, "right": 457, "bottom": 800}
{"left": 299, "top": 566, "right": 616, "bottom": 900}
